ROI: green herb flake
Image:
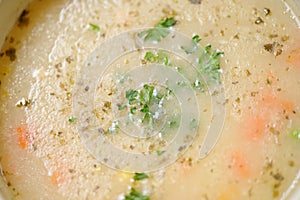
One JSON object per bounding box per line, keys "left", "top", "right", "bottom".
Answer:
{"left": 192, "top": 35, "right": 201, "bottom": 43}
{"left": 118, "top": 104, "right": 127, "bottom": 110}
{"left": 192, "top": 79, "right": 205, "bottom": 92}
{"left": 181, "top": 35, "right": 201, "bottom": 54}
{"left": 156, "top": 150, "right": 165, "bottom": 156}
{"left": 138, "top": 17, "right": 176, "bottom": 42}
{"left": 144, "top": 52, "right": 156, "bottom": 62}
{"left": 156, "top": 17, "right": 176, "bottom": 28}
{"left": 125, "top": 188, "right": 150, "bottom": 200}
{"left": 290, "top": 129, "right": 300, "bottom": 140}
{"left": 198, "top": 44, "right": 224, "bottom": 84}
{"left": 143, "top": 51, "right": 170, "bottom": 65}
{"left": 133, "top": 173, "right": 149, "bottom": 181}
{"left": 126, "top": 89, "right": 138, "bottom": 105}
{"left": 123, "top": 84, "right": 169, "bottom": 127}
{"left": 89, "top": 23, "right": 100, "bottom": 31}
{"left": 68, "top": 116, "right": 77, "bottom": 123}
{"left": 169, "top": 120, "right": 177, "bottom": 128}
{"left": 130, "top": 107, "right": 137, "bottom": 114}
{"left": 189, "top": 118, "right": 198, "bottom": 130}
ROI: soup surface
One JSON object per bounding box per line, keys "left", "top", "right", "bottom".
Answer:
{"left": 0, "top": 0, "right": 300, "bottom": 199}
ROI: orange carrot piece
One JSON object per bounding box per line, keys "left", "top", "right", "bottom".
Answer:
{"left": 230, "top": 151, "right": 250, "bottom": 179}
{"left": 51, "top": 167, "right": 66, "bottom": 186}
{"left": 259, "top": 91, "right": 294, "bottom": 113}
{"left": 17, "top": 126, "right": 33, "bottom": 149}
{"left": 286, "top": 48, "right": 300, "bottom": 65}
{"left": 243, "top": 114, "right": 267, "bottom": 140}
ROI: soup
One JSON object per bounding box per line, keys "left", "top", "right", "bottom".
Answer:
{"left": 0, "top": 0, "right": 300, "bottom": 199}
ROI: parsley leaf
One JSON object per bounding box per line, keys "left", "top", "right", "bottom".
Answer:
{"left": 68, "top": 116, "right": 77, "bottom": 123}
{"left": 143, "top": 51, "right": 170, "bottom": 65}
{"left": 181, "top": 35, "right": 201, "bottom": 54}
{"left": 138, "top": 17, "right": 176, "bottom": 42}
{"left": 156, "top": 150, "right": 165, "bottom": 156}
{"left": 290, "top": 129, "right": 300, "bottom": 140}
{"left": 89, "top": 23, "right": 100, "bottom": 31}
{"left": 169, "top": 120, "right": 177, "bottom": 128}
{"left": 192, "top": 35, "right": 201, "bottom": 43}
{"left": 189, "top": 118, "right": 198, "bottom": 130}
{"left": 130, "top": 106, "right": 137, "bottom": 114}
{"left": 181, "top": 35, "right": 223, "bottom": 84}
{"left": 124, "top": 84, "right": 167, "bottom": 127}
{"left": 125, "top": 188, "right": 150, "bottom": 200}
{"left": 192, "top": 79, "right": 205, "bottom": 92}
{"left": 156, "top": 17, "right": 176, "bottom": 28}
{"left": 126, "top": 89, "right": 138, "bottom": 105}
{"left": 118, "top": 104, "right": 127, "bottom": 110}
{"left": 133, "top": 173, "right": 149, "bottom": 181}
{"left": 198, "top": 44, "right": 224, "bottom": 84}
{"left": 140, "top": 84, "right": 154, "bottom": 105}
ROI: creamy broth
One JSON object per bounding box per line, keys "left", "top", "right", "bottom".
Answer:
{"left": 0, "top": 0, "right": 300, "bottom": 199}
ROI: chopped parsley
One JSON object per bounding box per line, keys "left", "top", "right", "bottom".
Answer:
{"left": 133, "top": 173, "right": 149, "bottom": 181}
{"left": 189, "top": 118, "right": 198, "bottom": 130}
{"left": 125, "top": 188, "right": 150, "bottom": 200}
{"left": 192, "top": 79, "right": 205, "bottom": 92}
{"left": 130, "top": 106, "right": 137, "bottom": 114}
{"left": 192, "top": 35, "right": 201, "bottom": 43}
{"left": 118, "top": 104, "right": 127, "bottom": 110}
{"left": 126, "top": 89, "right": 138, "bottom": 105}
{"left": 169, "top": 120, "right": 177, "bottom": 128}
{"left": 139, "top": 85, "right": 155, "bottom": 125}
{"left": 290, "top": 129, "right": 300, "bottom": 140}
{"left": 198, "top": 44, "right": 224, "bottom": 84}
{"left": 156, "top": 150, "right": 165, "bottom": 156}
{"left": 138, "top": 17, "right": 176, "bottom": 42}
{"left": 181, "top": 35, "right": 223, "bottom": 84}
{"left": 156, "top": 17, "right": 176, "bottom": 28}
{"left": 68, "top": 116, "right": 77, "bottom": 123}
{"left": 89, "top": 23, "right": 100, "bottom": 31}
{"left": 123, "top": 84, "right": 167, "bottom": 126}
{"left": 181, "top": 34, "right": 201, "bottom": 54}
{"left": 143, "top": 51, "right": 170, "bottom": 65}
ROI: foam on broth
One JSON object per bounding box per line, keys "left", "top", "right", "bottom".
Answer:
{"left": 0, "top": 0, "right": 300, "bottom": 199}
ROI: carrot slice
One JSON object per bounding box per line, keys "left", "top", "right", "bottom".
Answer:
{"left": 17, "top": 126, "right": 33, "bottom": 149}
{"left": 230, "top": 151, "right": 250, "bottom": 179}
{"left": 259, "top": 91, "right": 294, "bottom": 113}
{"left": 243, "top": 114, "right": 267, "bottom": 140}
{"left": 51, "top": 167, "right": 66, "bottom": 186}
{"left": 286, "top": 48, "right": 300, "bottom": 65}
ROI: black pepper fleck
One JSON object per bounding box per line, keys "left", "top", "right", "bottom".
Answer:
{"left": 233, "top": 34, "right": 239, "bottom": 39}
{"left": 18, "top": 9, "right": 30, "bottom": 28}
{"left": 5, "top": 47, "right": 17, "bottom": 61}
{"left": 272, "top": 172, "right": 284, "bottom": 181}
{"left": 66, "top": 56, "right": 73, "bottom": 64}
{"left": 189, "top": 0, "right": 202, "bottom": 4}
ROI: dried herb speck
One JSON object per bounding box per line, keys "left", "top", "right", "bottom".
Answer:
{"left": 263, "top": 42, "right": 283, "bottom": 56}
{"left": 189, "top": 0, "right": 202, "bottom": 4}
{"left": 5, "top": 47, "right": 16, "bottom": 61}
{"left": 255, "top": 17, "right": 264, "bottom": 24}
{"left": 264, "top": 8, "right": 271, "bottom": 16}
{"left": 18, "top": 9, "right": 30, "bottom": 28}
